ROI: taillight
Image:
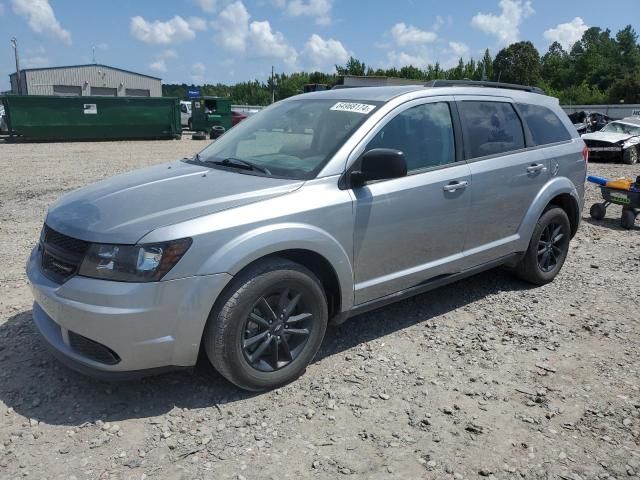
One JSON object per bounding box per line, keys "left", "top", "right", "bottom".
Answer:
{"left": 582, "top": 146, "right": 589, "bottom": 163}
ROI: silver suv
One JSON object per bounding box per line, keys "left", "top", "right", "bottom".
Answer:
{"left": 27, "top": 83, "right": 587, "bottom": 391}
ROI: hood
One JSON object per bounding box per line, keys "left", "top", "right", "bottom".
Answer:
{"left": 582, "top": 131, "right": 634, "bottom": 144}
{"left": 46, "top": 160, "right": 303, "bottom": 244}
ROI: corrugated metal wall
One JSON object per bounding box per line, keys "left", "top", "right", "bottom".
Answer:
{"left": 9, "top": 65, "right": 161, "bottom": 97}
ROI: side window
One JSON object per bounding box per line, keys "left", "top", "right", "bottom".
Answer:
{"left": 458, "top": 101, "right": 525, "bottom": 158}
{"left": 517, "top": 103, "right": 572, "bottom": 146}
{"left": 366, "top": 102, "right": 455, "bottom": 172}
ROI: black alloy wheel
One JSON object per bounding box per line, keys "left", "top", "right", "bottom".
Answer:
{"left": 537, "top": 222, "right": 565, "bottom": 273}
{"left": 242, "top": 288, "right": 313, "bottom": 372}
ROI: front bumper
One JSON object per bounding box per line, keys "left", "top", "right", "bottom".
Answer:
{"left": 586, "top": 145, "right": 623, "bottom": 161}
{"left": 26, "top": 247, "right": 231, "bottom": 377}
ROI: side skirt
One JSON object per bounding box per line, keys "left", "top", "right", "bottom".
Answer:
{"left": 330, "top": 253, "right": 522, "bottom": 325}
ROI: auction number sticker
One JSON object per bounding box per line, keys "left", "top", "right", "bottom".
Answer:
{"left": 330, "top": 102, "right": 376, "bottom": 114}
{"left": 83, "top": 104, "right": 97, "bottom": 115}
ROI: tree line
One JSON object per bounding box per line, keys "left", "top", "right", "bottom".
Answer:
{"left": 162, "top": 25, "right": 640, "bottom": 106}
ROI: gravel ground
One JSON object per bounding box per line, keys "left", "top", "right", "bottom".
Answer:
{"left": 0, "top": 137, "right": 639, "bottom": 480}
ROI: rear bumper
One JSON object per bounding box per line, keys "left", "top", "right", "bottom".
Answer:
{"left": 26, "top": 246, "right": 231, "bottom": 376}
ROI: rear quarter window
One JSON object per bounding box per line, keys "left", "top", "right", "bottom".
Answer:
{"left": 458, "top": 101, "right": 525, "bottom": 159}
{"left": 517, "top": 103, "right": 572, "bottom": 146}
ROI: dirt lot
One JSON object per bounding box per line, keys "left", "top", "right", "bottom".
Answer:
{"left": 0, "top": 138, "right": 638, "bottom": 480}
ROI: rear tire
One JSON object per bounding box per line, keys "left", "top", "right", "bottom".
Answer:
{"left": 203, "top": 257, "right": 328, "bottom": 391}
{"left": 623, "top": 146, "right": 638, "bottom": 165}
{"left": 515, "top": 207, "right": 571, "bottom": 285}
{"left": 621, "top": 208, "right": 636, "bottom": 229}
{"left": 590, "top": 203, "right": 606, "bottom": 220}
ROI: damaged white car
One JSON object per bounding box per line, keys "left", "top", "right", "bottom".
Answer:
{"left": 582, "top": 117, "right": 640, "bottom": 165}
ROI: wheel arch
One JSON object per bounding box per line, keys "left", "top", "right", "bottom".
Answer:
{"left": 198, "top": 223, "right": 355, "bottom": 315}
{"left": 517, "top": 178, "right": 582, "bottom": 250}
{"left": 548, "top": 192, "right": 581, "bottom": 238}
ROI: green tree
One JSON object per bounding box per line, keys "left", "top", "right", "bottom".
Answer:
{"left": 609, "top": 71, "right": 640, "bottom": 103}
{"left": 541, "top": 42, "right": 572, "bottom": 89}
{"left": 335, "top": 57, "right": 367, "bottom": 76}
{"left": 478, "top": 49, "right": 493, "bottom": 80}
{"left": 493, "top": 41, "right": 541, "bottom": 85}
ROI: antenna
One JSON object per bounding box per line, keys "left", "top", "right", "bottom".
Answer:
{"left": 92, "top": 45, "right": 96, "bottom": 64}
{"left": 271, "top": 65, "right": 275, "bottom": 104}
{"left": 11, "top": 37, "right": 22, "bottom": 95}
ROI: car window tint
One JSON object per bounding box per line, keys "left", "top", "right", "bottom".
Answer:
{"left": 517, "top": 103, "right": 572, "bottom": 145}
{"left": 458, "top": 101, "right": 525, "bottom": 158}
{"left": 366, "top": 102, "right": 455, "bottom": 172}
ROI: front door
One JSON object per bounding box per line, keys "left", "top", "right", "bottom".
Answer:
{"left": 351, "top": 99, "right": 471, "bottom": 305}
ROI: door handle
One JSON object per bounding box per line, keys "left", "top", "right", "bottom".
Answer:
{"left": 526, "top": 163, "right": 547, "bottom": 174}
{"left": 443, "top": 180, "right": 468, "bottom": 192}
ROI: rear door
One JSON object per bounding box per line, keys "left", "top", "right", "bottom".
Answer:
{"left": 455, "top": 96, "right": 549, "bottom": 267}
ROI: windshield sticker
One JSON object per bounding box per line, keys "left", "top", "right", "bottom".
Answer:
{"left": 330, "top": 102, "right": 376, "bottom": 114}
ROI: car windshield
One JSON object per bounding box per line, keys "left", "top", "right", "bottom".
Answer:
{"left": 197, "top": 98, "right": 381, "bottom": 179}
{"left": 601, "top": 121, "right": 640, "bottom": 136}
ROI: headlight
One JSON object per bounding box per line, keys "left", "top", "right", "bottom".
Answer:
{"left": 78, "top": 238, "right": 192, "bottom": 282}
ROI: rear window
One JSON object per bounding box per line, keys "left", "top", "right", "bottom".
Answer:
{"left": 517, "top": 103, "right": 572, "bottom": 146}
{"left": 458, "top": 101, "right": 525, "bottom": 159}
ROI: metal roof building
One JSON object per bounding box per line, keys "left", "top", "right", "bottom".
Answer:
{"left": 8, "top": 64, "right": 162, "bottom": 97}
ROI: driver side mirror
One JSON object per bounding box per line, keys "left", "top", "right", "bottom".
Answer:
{"left": 350, "top": 148, "right": 407, "bottom": 187}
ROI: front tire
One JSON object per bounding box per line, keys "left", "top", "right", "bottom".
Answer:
{"left": 515, "top": 207, "right": 571, "bottom": 285}
{"left": 623, "top": 146, "right": 638, "bottom": 165}
{"left": 203, "top": 258, "right": 328, "bottom": 391}
{"left": 590, "top": 202, "right": 606, "bottom": 220}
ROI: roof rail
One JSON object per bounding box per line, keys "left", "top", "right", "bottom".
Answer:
{"left": 424, "top": 80, "right": 545, "bottom": 95}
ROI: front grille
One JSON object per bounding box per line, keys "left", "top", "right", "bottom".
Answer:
{"left": 40, "top": 225, "right": 89, "bottom": 284}
{"left": 584, "top": 139, "right": 622, "bottom": 149}
{"left": 68, "top": 331, "right": 121, "bottom": 365}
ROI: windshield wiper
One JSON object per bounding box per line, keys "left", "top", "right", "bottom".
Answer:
{"left": 208, "top": 157, "right": 271, "bottom": 175}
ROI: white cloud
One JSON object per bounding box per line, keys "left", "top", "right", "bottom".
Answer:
{"left": 148, "top": 49, "right": 178, "bottom": 73}
{"left": 303, "top": 34, "right": 349, "bottom": 71}
{"left": 276, "top": 0, "right": 333, "bottom": 26}
{"left": 191, "top": 62, "right": 206, "bottom": 83}
{"left": 386, "top": 50, "right": 431, "bottom": 69}
{"left": 188, "top": 16, "right": 207, "bottom": 31}
{"left": 212, "top": 1, "right": 250, "bottom": 52}
{"left": 544, "top": 17, "right": 588, "bottom": 51}
{"left": 390, "top": 23, "right": 437, "bottom": 47}
{"left": 11, "top": 0, "right": 71, "bottom": 44}
{"left": 212, "top": 1, "right": 297, "bottom": 64}
{"left": 432, "top": 16, "right": 444, "bottom": 32}
{"left": 448, "top": 41, "right": 470, "bottom": 58}
{"left": 149, "top": 59, "right": 167, "bottom": 73}
{"left": 130, "top": 15, "right": 197, "bottom": 44}
{"left": 471, "top": 0, "right": 534, "bottom": 46}
{"left": 195, "top": 0, "right": 217, "bottom": 12}
{"left": 23, "top": 55, "right": 49, "bottom": 68}
{"left": 161, "top": 48, "right": 178, "bottom": 59}
{"left": 250, "top": 21, "right": 298, "bottom": 65}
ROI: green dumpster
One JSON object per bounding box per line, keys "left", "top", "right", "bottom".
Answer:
{"left": 191, "top": 97, "right": 232, "bottom": 134}
{"left": 1, "top": 95, "right": 181, "bottom": 141}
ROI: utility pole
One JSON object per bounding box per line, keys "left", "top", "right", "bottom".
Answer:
{"left": 271, "top": 65, "right": 275, "bottom": 104}
{"left": 11, "top": 37, "right": 21, "bottom": 95}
